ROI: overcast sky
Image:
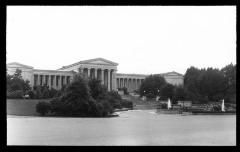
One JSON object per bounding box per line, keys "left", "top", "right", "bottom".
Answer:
{"left": 7, "top": 6, "right": 236, "bottom": 75}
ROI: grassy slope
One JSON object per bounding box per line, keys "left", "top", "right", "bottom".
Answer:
{"left": 7, "top": 99, "right": 51, "bottom": 116}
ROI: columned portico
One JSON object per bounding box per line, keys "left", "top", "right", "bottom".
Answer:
{"left": 7, "top": 58, "right": 184, "bottom": 93}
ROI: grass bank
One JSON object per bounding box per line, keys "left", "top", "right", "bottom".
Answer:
{"left": 7, "top": 99, "right": 51, "bottom": 116}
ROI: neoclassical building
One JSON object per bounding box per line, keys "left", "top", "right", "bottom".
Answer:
{"left": 7, "top": 58, "right": 184, "bottom": 92}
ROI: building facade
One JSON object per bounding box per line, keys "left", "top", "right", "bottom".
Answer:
{"left": 7, "top": 58, "right": 184, "bottom": 92}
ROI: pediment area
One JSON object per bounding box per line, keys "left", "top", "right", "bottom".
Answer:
{"left": 79, "top": 58, "right": 118, "bottom": 66}
{"left": 164, "top": 71, "right": 183, "bottom": 76}
{"left": 7, "top": 62, "right": 33, "bottom": 69}
{"left": 88, "top": 60, "right": 112, "bottom": 65}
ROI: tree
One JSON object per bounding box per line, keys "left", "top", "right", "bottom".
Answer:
{"left": 197, "top": 68, "right": 226, "bottom": 101}
{"left": 221, "top": 63, "right": 236, "bottom": 103}
{"left": 107, "top": 91, "right": 122, "bottom": 109}
{"left": 47, "top": 73, "right": 115, "bottom": 117}
{"left": 184, "top": 66, "right": 228, "bottom": 103}
{"left": 139, "top": 74, "right": 167, "bottom": 98}
{"left": 160, "top": 83, "right": 175, "bottom": 100}
{"left": 184, "top": 66, "right": 201, "bottom": 96}
{"left": 88, "top": 78, "right": 108, "bottom": 100}
{"left": 36, "top": 101, "right": 51, "bottom": 116}
{"left": 173, "top": 85, "right": 186, "bottom": 102}
{"left": 7, "top": 69, "right": 31, "bottom": 98}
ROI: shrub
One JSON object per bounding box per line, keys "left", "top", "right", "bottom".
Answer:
{"left": 212, "top": 105, "right": 221, "bottom": 112}
{"left": 31, "top": 85, "right": 61, "bottom": 99}
{"left": 121, "top": 99, "right": 133, "bottom": 109}
{"left": 99, "top": 100, "right": 114, "bottom": 116}
{"left": 107, "top": 91, "right": 122, "bottom": 109}
{"left": 36, "top": 101, "right": 51, "bottom": 116}
{"left": 161, "top": 103, "right": 167, "bottom": 109}
{"left": 48, "top": 74, "right": 114, "bottom": 117}
{"left": 7, "top": 90, "right": 24, "bottom": 99}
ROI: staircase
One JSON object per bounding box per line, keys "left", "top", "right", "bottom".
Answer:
{"left": 121, "top": 95, "right": 160, "bottom": 110}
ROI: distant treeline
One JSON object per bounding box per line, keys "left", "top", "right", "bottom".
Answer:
{"left": 139, "top": 63, "right": 236, "bottom": 103}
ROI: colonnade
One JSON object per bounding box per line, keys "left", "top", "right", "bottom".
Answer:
{"left": 79, "top": 67, "right": 116, "bottom": 91}
{"left": 116, "top": 78, "right": 144, "bottom": 92}
{"left": 33, "top": 74, "right": 72, "bottom": 90}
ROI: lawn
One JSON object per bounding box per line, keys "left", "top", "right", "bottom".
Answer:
{"left": 7, "top": 99, "right": 51, "bottom": 116}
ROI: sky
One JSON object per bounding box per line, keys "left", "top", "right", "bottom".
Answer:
{"left": 6, "top": 6, "right": 236, "bottom": 75}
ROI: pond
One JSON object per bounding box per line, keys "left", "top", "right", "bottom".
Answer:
{"left": 7, "top": 110, "right": 236, "bottom": 145}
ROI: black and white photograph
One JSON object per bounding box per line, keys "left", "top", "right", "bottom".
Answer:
{"left": 6, "top": 6, "right": 236, "bottom": 146}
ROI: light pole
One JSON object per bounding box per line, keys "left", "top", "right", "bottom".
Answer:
{"left": 143, "top": 90, "right": 146, "bottom": 101}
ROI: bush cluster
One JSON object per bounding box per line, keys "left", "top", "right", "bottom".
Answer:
{"left": 36, "top": 101, "right": 51, "bottom": 116}
{"left": 211, "top": 105, "right": 221, "bottom": 112}
{"left": 36, "top": 75, "right": 132, "bottom": 117}
{"left": 161, "top": 103, "right": 168, "bottom": 109}
{"left": 121, "top": 99, "right": 133, "bottom": 109}
{"left": 7, "top": 90, "right": 24, "bottom": 99}
{"left": 7, "top": 69, "right": 31, "bottom": 99}
{"left": 29, "top": 85, "right": 62, "bottom": 99}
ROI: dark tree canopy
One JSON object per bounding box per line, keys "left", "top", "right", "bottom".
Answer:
{"left": 184, "top": 64, "right": 236, "bottom": 103}
{"left": 160, "top": 83, "right": 175, "bottom": 100}
{"left": 221, "top": 63, "right": 236, "bottom": 103}
{"left": 88, "top": 78, "right": 108, "bottom": 100}
{"left": 139, "top": 63, "right": 236, "bottom": 103}
{"left": 173, "top": 86, "right": 186, "bottom": 101}
{"left": 139, "top": 74, "right": 167, "bottom": 98}
{"left": 7, "top": 69, "right": 31, "bottom": 98}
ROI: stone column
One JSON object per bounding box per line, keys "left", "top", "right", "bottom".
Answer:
{"left": 117, "top": 78, "right": 120, "bottom": 88}
{"left": 126, "top": 79, "right": 129, "bottom": 92}
{"left": 120, "top": 78, "right": 122, "bottom": 88}
{"left": 101, "top": 69, "right": 104, "bottom": 85}
{"left": 116, "top": 78, "right": 118, "bottom": 89}
{"left": 122, "top": 78, "right": 124, "bottom": 88}
{"left": 48, "top": 75, "right": 51, "bottom": 87}
{"left": 133, "top": 79, "right": 136, "bottom": 91}
{"left": 52, "top": 75, "right": 56, "bottom": 89}
{"left": 112, "top": 70, "right": 117, "bottom": 91}
{"left": 56, "top": 76, "right": 59, "bottom": 90}
{"left": 130, "top": 79, "right": 133, "bottom": 92}
{"left": 108, "top": 69, "right": 111, "bottom": 91}
{"left": 128, "top": 79, "right": 130, "bottom": 92}
{"left": 58, "top": 75, "right": 62, "bottom": 89}
{"left": 63, "top": 76, "right": 65, "bottom": 87}
{"left": 131, "top": 79, "right": 133, "bottom": 91}
{"left": 42, "top": 75, "right": 45, "bottom": 86}
{"left": 137, "top": 79, "right": 139, "bottom": 89}
{"left": 134, "top": 79, "right": 137, "bottom": 90}
{"left": 87, "top": 68, "right": 91, "bottom": 77}
{"left": 95, "top": 68, "right": 98, "bottom": 79}
{"left": 35, "top": 75, "right": 38, "bottom": 86}
{"left": 131, "top": 79, "right": 133, "bottom": 92}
